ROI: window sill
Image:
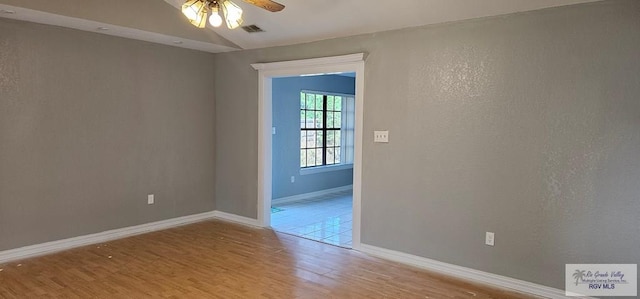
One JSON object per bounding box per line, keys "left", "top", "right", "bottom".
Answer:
{"left": 300, "top": 163, "right": 353, "bottom": 175}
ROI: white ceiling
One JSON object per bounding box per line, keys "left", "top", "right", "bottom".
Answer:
{"left": 1, "top": 0, "right": 599, "bottom": 52}
{"left": 167, "top": 0, "right": 600, "bottom": 50}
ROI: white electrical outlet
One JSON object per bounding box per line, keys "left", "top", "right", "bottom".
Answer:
{"left": 374, "top": 130, "right": 389, "bottom": 143}
{"left": 485, "top": 232, "right": 495, "bottom": 246}
{"left": 290, "top": 176, "right": 295, "bottom": 183}
{"left": 147, "top": 194, "right": 154, "bottom": 205}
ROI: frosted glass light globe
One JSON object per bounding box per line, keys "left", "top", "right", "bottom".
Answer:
{"left": 209, "top": 12, "right": 223, "bottom": 27}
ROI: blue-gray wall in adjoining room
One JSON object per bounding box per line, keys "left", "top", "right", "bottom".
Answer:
{"left": 272, "top": 75, "right": 355, "bottom": 200}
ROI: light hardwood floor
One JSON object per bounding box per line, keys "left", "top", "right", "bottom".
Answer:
{"left": 0, "top": 220, "right": 535, "bottom": 298}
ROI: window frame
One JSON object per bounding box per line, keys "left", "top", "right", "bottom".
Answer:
{"left": 299, "top": 90, "right": 354, "bottom": 174}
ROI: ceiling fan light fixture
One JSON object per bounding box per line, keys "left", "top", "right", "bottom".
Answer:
{"left": 181, "top": 0, "right": 205, "bottom": 21}
{"left": 209, "top": 7, "right": 223, "bottom": 27}
{"left": 191, "top": 8, "right": 208, "bottom": 28}
{"left": 221, "top": 0, "right": 243, "bottom": 29}
{"left": 181, "top": 0, "right": 281, "bottom": 30}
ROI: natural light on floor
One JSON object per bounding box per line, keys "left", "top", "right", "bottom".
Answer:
{"left": 271, "top": 190, "right": 352, "bottom": 248}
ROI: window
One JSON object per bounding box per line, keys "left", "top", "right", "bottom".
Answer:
{"left": 300, "top": 91, "right": 354, "bottom": 169}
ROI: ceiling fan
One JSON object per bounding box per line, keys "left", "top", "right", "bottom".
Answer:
{"left": 181, "top": 0, "right": 284, "bottom": 30}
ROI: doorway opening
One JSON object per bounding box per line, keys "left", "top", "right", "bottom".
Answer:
{"left": 270, "top": 75, "right": 356, "bottom": 247}
{"left": 252, "top": 53, "right": 365, "bottom": 249}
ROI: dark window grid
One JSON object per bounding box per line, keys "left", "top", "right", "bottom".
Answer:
{"left": 300, "top": 109, "right": 322, "bottom": 129}
{"left": 301, "top": 148, "right": 322, "bottom": 168}
{"left": 300, "top": 130, "right": 324, "bottom": 168}
{"left": 301, "top": 110, "right": 342, "bottom": 129}
{"left": 326, "top": 146, "right": 341, "bottom": 165}
{"left": 301, "top": 128, "right": 340, "bottom": 167}
{"left": 301, "top": 94, "right": 342, "bottom": 168}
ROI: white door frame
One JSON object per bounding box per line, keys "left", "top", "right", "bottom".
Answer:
{"left": 251, "top": 53, "right": 366, "bottom": 249}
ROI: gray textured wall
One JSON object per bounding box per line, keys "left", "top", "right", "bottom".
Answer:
{"left": 0, "top": 18, "right": 216, "bottom": 250}
{"left": 214, "top": 0, "right": 640, "bottom": 289}
{"left": 272, "top": 75, "right": 354, "bottom": 199}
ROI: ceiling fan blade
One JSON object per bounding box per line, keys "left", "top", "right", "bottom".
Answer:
{"left": 242, "top": 0, "right": 285, "bottom": 12}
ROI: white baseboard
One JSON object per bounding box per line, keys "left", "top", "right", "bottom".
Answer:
{"left": 212, "top": 211, "right": 261, "bottom": 227}
{"left": 272, "top": 185, "right": 353, "bottom": 205}
{"left": 359, "top": 244, "right": 591, "bottom": 299}
{"left": 1, "top": 210, "right": 581, "bottom": 299}
{"left": 0, "top": 210, "right": 262, "bottom": 265}
{"left": 0, "top": 211, "right": 218, "bottom": 264}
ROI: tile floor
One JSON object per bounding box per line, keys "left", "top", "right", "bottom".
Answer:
{"left": 271, "top": 190, "right": 352, "bottom": 248}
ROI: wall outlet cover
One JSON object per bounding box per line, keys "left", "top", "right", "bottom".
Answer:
{"left": 485, "top": 232, "right": 495, "bottom": 246}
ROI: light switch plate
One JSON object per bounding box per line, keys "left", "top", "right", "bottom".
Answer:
{"left": 147, "top": 194, "right": 154, "bottom": 205}
{"left": 374, "top": 131, "right": 389, "bottom": 143}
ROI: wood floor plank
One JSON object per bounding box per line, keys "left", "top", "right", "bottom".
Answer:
{"left": 0, "top": 220, "right": 537, "bottom": 298}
